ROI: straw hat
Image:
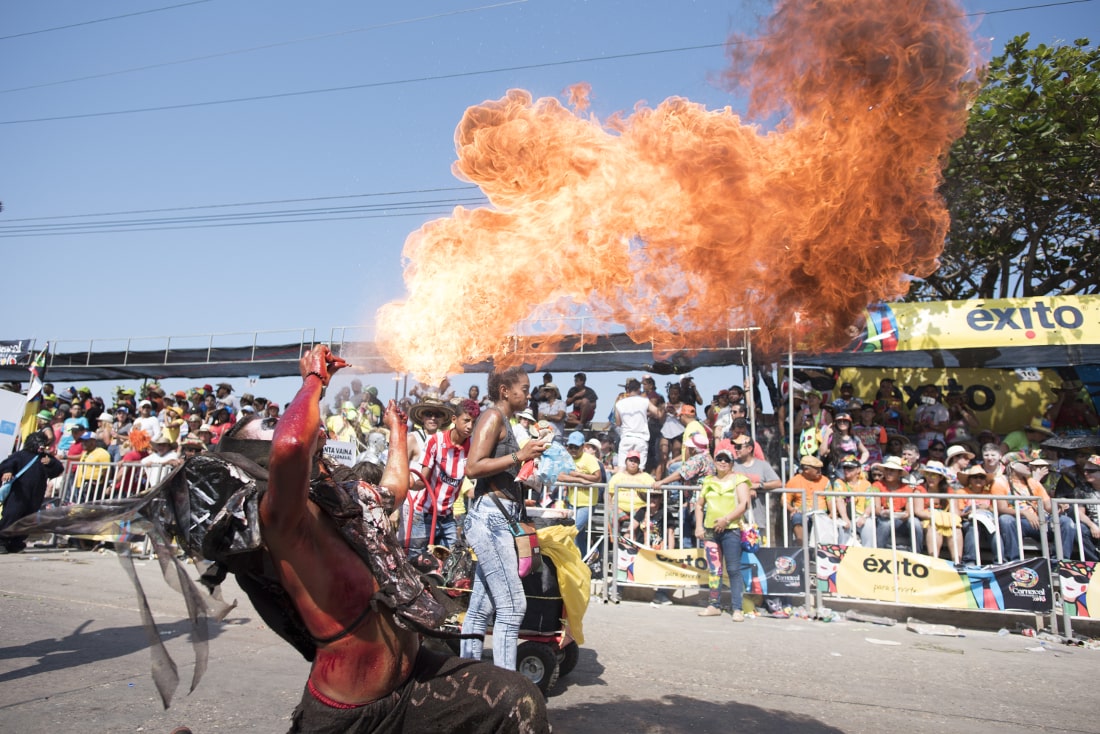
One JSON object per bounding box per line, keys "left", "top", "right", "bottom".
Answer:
{"left": 408, "top": 397, "right": 454, "bottom": 426}
{"left": 873, "top": 456, "right": 908, "bottom": 473}
{"left": 945, "top": 444, "right": 975, "bottom": 462}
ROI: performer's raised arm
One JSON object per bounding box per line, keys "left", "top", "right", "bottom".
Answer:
{"left": 380, "top": 400, "right": 410, "bottom": 505}
{"left": 264, "top": 345, "right": 345, "bottom": 532}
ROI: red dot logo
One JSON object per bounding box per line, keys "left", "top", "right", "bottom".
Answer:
{"left": 1025, "top": 330, "right": 1036, "bottom": 339}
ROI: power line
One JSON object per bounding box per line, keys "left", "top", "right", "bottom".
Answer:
{"left": 0, "top": 194, "right": 492, "bottom": 238}
{"left": 2, "top": 0, "right": 1091, "bottom": 98}
{"left": 0, "top": 208, "right": 462, "bottom": 238}
{"left": 3, "top": 144, "right": 1093, "bottom": 239}
{"left": 0, "top": 185, "right": 480, "bottom": 223}
{"left": 971, "top": 0, "right": 1094, "bottom": 17}
{"left": 0, "top": 1, "right": 215, "bottom": 42}
{"left": 0, "top": 42, "right": 728, "bottom": 126}
{"left": 0, "top": 1, "right": 529, "bottom": 95}
{"left": 0, "top": 196, "right": 487, "bottom": 233}
{"left": 2, "top": 0, "right": 1094, "bottom": 126}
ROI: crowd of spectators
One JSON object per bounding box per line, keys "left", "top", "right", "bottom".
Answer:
{"left": 512, "top": 370, "right": 1100, "bottom": 573}
{"left": 6, "top": 369, "right": 1100, "bottom": 573}
{"left": 771, "top": 376, "right": 1100, "bottom": 565}
{"left": 11, "top": 380, "right": 281, "bottom": 501}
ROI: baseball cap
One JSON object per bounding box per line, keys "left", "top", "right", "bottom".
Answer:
{"left": 566, "top": 431, "right": 585, "bottom": 447}
{"left": 625, "top": 451, "right": 642, "bottom": 461}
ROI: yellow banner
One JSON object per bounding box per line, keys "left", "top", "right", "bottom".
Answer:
{"left": 854, "top": 295, "right": 1100, "bottom": 352}
{"left": 631, "top": 546, "right": 710, "bottom": 586}
{"left": 819, "top": 545, "right": 971, "bottom": 608}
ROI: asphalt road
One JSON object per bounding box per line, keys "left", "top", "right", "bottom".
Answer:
{"left": 1, "top": 548, "right": 1097, "bottom": 734}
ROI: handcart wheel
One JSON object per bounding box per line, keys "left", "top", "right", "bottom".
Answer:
{"left": 517, "top": 641, "right": 559, "bottom": 695}
{"left": 556, "top": 641, "right": 579, "bottom": 677}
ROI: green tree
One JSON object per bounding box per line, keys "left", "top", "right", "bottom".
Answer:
{"left": 913, "top": 35, "right": 1099, "bottom": 301}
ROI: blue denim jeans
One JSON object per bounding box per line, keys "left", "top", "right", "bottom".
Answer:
{"left": 961, "top": 520, "right": 1002, "bottom": 564}
{"left": 410, "top": 510, "right": 458, "bottom": 549}
{"left": 703, "top": 527, "right": 743, "bottom": 610}
{"left": 460, "top": 495, "right": 527, "bottom": 671}
{"left": 998, "top": 513, "right": 1081, "bottom": 561}
{"left": 875, "top": 517, "right": 924, "bottom": 554}
{"left": 574, "top": 505, "right": 591, "bottom": 558}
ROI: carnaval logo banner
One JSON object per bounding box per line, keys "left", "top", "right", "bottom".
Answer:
{"left": 817, "top": 545, "right": 1052, "bottom": 612}
{"left": 1057, "top": 560, "right": 1096, "bottom": 618}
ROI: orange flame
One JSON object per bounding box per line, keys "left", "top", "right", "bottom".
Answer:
{"left": 376, "top": 0, "right": 977, "bottom": 381}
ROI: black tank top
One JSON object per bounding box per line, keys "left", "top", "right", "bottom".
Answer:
{"left": 474, "top": 408, "right": 521, "bottom": 500}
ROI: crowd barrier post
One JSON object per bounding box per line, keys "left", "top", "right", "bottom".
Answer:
{"left": 772, "top": 485, "right": 811, "bottom": 607}
{"left": 604, "top": 480, "right": 618, "bottom": 603}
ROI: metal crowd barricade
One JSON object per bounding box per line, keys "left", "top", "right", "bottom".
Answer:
{"left": 56, "top": 459, "right": 150, "bottom": 504}
{"left": 36, "top": 459, "right": 157, "bottom": 554}
{"left": 811, "top": 489, "right": 1077, "bottom": 565}
{"left": 541, "top": 481, "right": 609, "bottom": 566}
{"left": 604, "top": 482, "right": 686, "bottom": 603}
{"left": 808, "top": 488, "right": 1100, "bottom": 630}
{"left": 596, "top": 480, "right": 812, "bottom": 606}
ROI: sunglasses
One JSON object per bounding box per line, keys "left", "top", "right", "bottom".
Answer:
{"left": 715, "top": 456, "right": 732, "bottom": 463}
{"left": 421, "top": 411, "right": 444, "bottom": 419}
{"left": 1085, "top": 468, "right": 1100, "bottom": 475}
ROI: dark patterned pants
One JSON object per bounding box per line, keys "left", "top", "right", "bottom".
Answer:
{"left": 288, "top": 647, "right": 549, "bottom": 734}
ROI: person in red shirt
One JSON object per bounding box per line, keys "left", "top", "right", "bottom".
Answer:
{"left": 115, "top": 429, "right": 151, "bottom": 495}
{"left": 872, "top": 456, "right": 925, "bottom": 553}
{"left": 408, "top": 399, "right": 477, "bottom": 548}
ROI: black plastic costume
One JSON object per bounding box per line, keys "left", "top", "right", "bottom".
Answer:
{"left": 0, "top": 418, "right": 463, "bottom": 707}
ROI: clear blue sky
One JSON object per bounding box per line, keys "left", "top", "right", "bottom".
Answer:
{"left": 2, "top": 0, "right": 1096, "bottom": 407}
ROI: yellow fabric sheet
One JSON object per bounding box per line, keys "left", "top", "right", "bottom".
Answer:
{"left": 536, "top": 523, "right": 591, "bottom": 646}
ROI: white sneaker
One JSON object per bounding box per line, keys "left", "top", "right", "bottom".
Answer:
{"left": 651, "top": 592, "right": 673, "bottom": 607}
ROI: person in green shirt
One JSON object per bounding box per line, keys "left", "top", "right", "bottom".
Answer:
{"left": 695, "top": 440, "right": 751, "bottom": 622}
